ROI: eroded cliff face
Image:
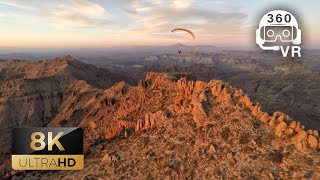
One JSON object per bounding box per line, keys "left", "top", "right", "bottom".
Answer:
{"left": 0, "top": 56, "right": 122, "bottom": 164}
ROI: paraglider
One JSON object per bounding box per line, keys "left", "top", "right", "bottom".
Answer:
{"left": 171, "top": 28, "right": 195, "bottom": 39}
{"left": 171, "top": 28, "right": 195, "bottom": 54}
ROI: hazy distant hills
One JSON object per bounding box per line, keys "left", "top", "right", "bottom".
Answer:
{"left": 162, "top": 43, "right": 220, "bottom": 53}
{"left": 0, "top": 44, "right": 220, "bottom": 61}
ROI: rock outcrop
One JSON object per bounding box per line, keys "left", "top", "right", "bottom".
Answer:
{"left": 135, "top": 111, "right": 167, "bottom": 131}
{"left": 101, "top": 153, "right": 119, "bottom": 163}
{"left": 174, "top": 75, "right": 320, "bottom": 152}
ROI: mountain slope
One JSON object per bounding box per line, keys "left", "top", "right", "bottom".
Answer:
{"left": 8, "top": 72, "right": 320, "bottom": 179}
{"left": 104, "top": 53, "right": 320, "bottom": 129}
{"left": 0, "top": 56, "right": 123, "bottom": 164}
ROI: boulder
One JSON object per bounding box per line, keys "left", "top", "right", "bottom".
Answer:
{"left": 269, "top": 118, "right": 276, "bottom": 127}
{"left": 294, "top": 123, "right": 301, "bottom": 132}
{"left": 242, "top": 95, "right": 252, "bottom": 107}
{"left": 275, "top": 121, "right": 287, "bottom": 136}
{"left": 285, "top": 128, "right": 294, "bottom": 135}
{"left": 260, "top": 112, "right": 270, "bottom": 123}
{"left": 277, "top": 114, "right": 285, "bottom": 122}
{"left": 307, "top": 130, "right": 313, "bottom": 135}
{"left": 227, "top": 153, "right": 233, "bottom": 159}
{"left": 289, "top": 121, "right": 297, "bottom": 129}
{"left": 292, "top": 130, "right": 307, "bottom": 142}
{"left": 307, "top": 135, "right": 318, "bottom": 148}
{"left": 208, "top": 144, "right": 216, "bottom": 155}
{"left": 291, "top": 130, "right": 307, "bottom": 150}
{"left": 102, "top": 154, "right": 118, "bottom": 163}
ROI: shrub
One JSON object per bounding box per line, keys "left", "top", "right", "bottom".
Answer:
{"left": 251, "top": 119, "right": 261, "bottom": 129}
{"left": 166, "top": 159, "right": 181, "bottom": 172}
{"left": 264, "top": 131, "right": 276, "bottom": 145}
{"left": 221, "top": 127, "right": 231, "bottom": 141}
{"left": 304, "top": 170, "right": 313, "bottom": 179}
{"left": 239, "top": 132, "right": 250, "bottom": 144}
{"left": 268, "top": 150, "right": 283, "bottom": 164}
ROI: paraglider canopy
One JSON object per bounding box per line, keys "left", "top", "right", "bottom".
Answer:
{"left": 171, "top": 28, "right": 195, "bottom": 39}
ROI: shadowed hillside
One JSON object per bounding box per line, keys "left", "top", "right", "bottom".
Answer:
{"left": 0, "top": 55, "right": 124, "bottom": 164}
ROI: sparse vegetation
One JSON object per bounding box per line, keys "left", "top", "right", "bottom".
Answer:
{"left": 239, "top": 132, "right": 251, "bottom": 144}
{"left": 166, "top": 159, "right": 181, "bottom": 172}
{"left": 189, "top": 138, "right": 196, "bottom": 146}
{"left": 271, "top": 170, "right": 279, "bottom": 180}
{"left": 242, "top": 114, "right": 250, "bottom": 119}
{"left": 221, "top": 127, "right": 231, "bottom": 140}
{"left": 146, "top": 150, "right": 156, "bottom": 157}
{"left": 251, "top": 118, "right": 261, "bottom": 129}
{"left": 205, "top": 123, "right": 214, "bottom": 131}
{"left": 240, "top": 167, "right": 258, "bottom": 180}
{"left": 304, "top": 170, "right": 313, "bottom": 179}
{"left": 254, "top": 135, "right": 263, "bottom": 146}
{"left": 232, "top": 118, "right": 239, "bottom": 123}
{"left": 268, "top": 150, "right": 284, "bottom": 164}
{"left": 187, "top": 120, "right": 197, "bottom": 130}
{"left": 213, "top": 114, "right": 221, "bottom": 120}
{"left": 263, "top": 131, "right": 276, "bottom": 145}
{"left": 299, "top": 155, "right": 314, "bottom": 166}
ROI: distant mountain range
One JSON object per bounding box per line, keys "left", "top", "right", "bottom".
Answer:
{"left": 0, "top": 44, "right": 220, "bottom": 60}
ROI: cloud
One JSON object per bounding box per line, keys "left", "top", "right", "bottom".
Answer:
{"left": 49, "top": 0, "right": 110, "bottom": 28}
{"left": 67, "top": 0, "right": 107, "bottom": 18}
{"left": 115, "top": 0, "right": 248, "bottom": 44}
{"left": 0, "top": 0, "right": 35, "bottom": 10}
{"left": 49, "top": 11, "right": 108, "bottom": 29}
{"left": 0, "top": 0, "right": 252, "bottom": 46}
{"left": 0, "top": 12, "right": 6, "bottom": 17}
{"left": 0, "top": 0, "right": 109, "bottom": 28}
{"left": 172, "top": 0, "right": 193, "bottom": 10}
{"left": 200, "top": 0, "right": 242, "bottom": 10}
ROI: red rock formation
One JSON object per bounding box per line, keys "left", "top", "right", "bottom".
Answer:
{"left": 135, "top": 111, "right": 167, "bottom": 131}
{"left": 174, "top": 75, "right": 320, "bottom": 151}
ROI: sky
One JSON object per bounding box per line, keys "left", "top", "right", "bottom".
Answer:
{"left": 1, "top": 0, "right": 320, "bottom": 48}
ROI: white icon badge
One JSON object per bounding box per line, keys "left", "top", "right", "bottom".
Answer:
{"left": 256, "top": 10, "right": 301, "bottom": 57}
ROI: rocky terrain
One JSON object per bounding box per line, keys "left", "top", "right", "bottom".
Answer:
{"left": 0, "top": 66, "right": 318, "bottom": 178}
{"left": 0, "top": 56, "right": 124, "bottom": 164}
{"left": 101, "top": 51, "right": 320, "bottom": 129}
{"left": 0, "top": 56, "right": 319, "bottom": 179}
{"left": 9, "top": 46, "right": 318, "bottom": 129}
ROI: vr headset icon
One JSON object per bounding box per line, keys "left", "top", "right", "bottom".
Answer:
{"left": 256, "top": 10, "right": 301, "bottom": 51}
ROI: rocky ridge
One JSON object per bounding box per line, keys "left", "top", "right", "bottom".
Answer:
{"left": 1, "top": 57, "right": 319, "bottom": 179}
{"left": 0, "top": 56, "right": 123, "bottom": 164}
{"left": 106, "top": 51, "right": 320, "bottom": 129}
{"left": 9, "top": 72, "right": 320, "bottom": 179}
